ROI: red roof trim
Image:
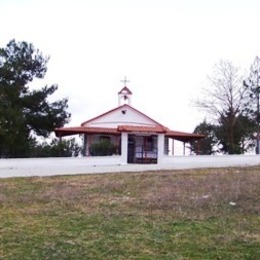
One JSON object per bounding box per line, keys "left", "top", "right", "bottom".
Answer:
{"left": 117, "top": 125, "right": 167, "bottom": 133}
{"left": 81, "top": 104, "right": 126, "bottom": 126}
{"left": 118, "top": 86, "right": 132, "bottom": 94}
{"left": 55, "top": 125, "right": 168, "bottom": 136}
{"left": 55, "top": 126, "right": 119, "bottom": 137}
{"left": 127, "top": 105, "right": 166, "bottom": 127}
{"left": 81, "top": 104, "right": 165, "bottom": 127}
{"left": 166, "top": 130, "right": 205, "bottom": 142}
{"left": 166, "top": 130, "right": 205, "bottom": 137}
{"left": 55, "top": 125, "right": 205, "bottom": 142}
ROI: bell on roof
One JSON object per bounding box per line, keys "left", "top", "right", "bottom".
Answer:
{"left": 118, "top": 77, "right": 132, "bottom": 106}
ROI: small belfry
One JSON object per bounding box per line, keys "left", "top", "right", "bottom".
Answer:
{"left": 118, "top": 76, "right": 132, "bottom": 106}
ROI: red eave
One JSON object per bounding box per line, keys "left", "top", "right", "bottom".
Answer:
{"left": 118, "top": 125, "right": 168, "bottom": 133}
{"left": 55, "top": 126, "right": 119, "bottom": 137}
{"left": 166, "top": 130, "right": 205, "bottom": 142}
{"left": 54, "top": 126, "right": 205, "bottom": 142}
{"left": 55, "top": 125, "right": 168, "bottom": 137}
{"left": 81, "top": 105, "right": 127, "bottom": 126}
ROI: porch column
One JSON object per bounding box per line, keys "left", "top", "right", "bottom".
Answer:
{"left": 157, "top": 134, "right": 165, "bottom": 164}
{"left": 121, "top": 132, "right": 128, "bottom": 164}
{"left": 82, "top": 134, "right": 87, "bottom": 157}
{"left": 86, "top": 134, "right": 92, "bottom": 156}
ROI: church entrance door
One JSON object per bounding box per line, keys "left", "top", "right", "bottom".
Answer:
{"left": 127, "top": 135, "right": 135, "bottom": 163}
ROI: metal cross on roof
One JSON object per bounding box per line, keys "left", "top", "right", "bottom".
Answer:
{"left": 120, "top": 76, "right": 130, "bottom": 86}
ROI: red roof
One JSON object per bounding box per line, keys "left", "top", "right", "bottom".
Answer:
{"left": 166, "top": 130, "right": 205, "bottom": 142}
{"left": 117, "top": 125, "right": 168, "bottom": 133}
{"left": 55, "top": 127, "right": 119, "bottom": 137}
{"left": 55, "top": 101, "right": 205, "bottom": 142}
{"left": 55, "top": 125, "right": 205, "bottom": 142}
{"left": 118, "top": 86, "right": 132, "bottom": 95}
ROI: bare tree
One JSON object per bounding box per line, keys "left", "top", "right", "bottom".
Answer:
{"left": 197, "top": 60, "right": 244, "bottom": 119}
{"left": 195, "top": 60, "right": 252, "bottom": 154}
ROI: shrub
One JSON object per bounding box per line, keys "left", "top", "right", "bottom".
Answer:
{"left": 89, "top": 140, "right": 117, "bottom": 156}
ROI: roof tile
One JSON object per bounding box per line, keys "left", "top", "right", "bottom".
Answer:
{"left": 117, "top": 125, "right": 167, "bottom": 133}
{"left": 55, "top": 126, "right": 205, "bottom": 142}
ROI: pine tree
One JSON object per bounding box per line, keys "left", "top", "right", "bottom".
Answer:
{"left": 243, "top": 56, "right": 260, "bottom": 154}
{"left": 0, "top": 40, "right": 70, "bottom": 157}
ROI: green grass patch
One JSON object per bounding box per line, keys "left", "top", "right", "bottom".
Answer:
{"left": 0, "top": 167, "right": 260, "bottom": 259}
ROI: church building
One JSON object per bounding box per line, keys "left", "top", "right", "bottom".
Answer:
{"left": 55, "top": 81, "right": 204, "bottom": 164}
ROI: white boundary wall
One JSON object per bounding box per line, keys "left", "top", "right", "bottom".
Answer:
{"left": 0, "top": 155, "right": 260, "bottom": 178}
{"left": 161, "top": 155, "right": 260, "bottom": 169}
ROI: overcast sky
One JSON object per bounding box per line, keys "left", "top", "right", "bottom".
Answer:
{"left": 1, "top": 0, "right": 260, "bottom": 133}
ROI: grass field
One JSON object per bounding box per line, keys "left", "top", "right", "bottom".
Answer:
{"left": 0, "top": 166, "right": 260, "bottom": 259}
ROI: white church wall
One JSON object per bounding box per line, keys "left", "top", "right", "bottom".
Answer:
{"left": 84, "top": 106, "right": 159, "bottom": 128}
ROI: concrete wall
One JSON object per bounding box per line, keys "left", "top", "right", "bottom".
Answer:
{"left": 1, "top": 154, "right": 260, "bottom": 178}
{"left": 0, "top": 156, "right": 123, "bottom": 178}
{"left": 161, "top": 155, "right": 260, "bottom": 169}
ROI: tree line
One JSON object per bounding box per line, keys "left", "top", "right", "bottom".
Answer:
{"left": 190, "top": 58, "right": 260, "bottom": 155}
{"left": 1, "top": 40, "right": 260, "bottom": 157}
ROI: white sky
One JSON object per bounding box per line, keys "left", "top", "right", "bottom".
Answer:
{"left": 1, "top": 0, "right": 260, "bottom": 133}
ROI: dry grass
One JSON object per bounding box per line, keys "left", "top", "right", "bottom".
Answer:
{"left": 0, "top": 166, "right": 260, "bottom": 259}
